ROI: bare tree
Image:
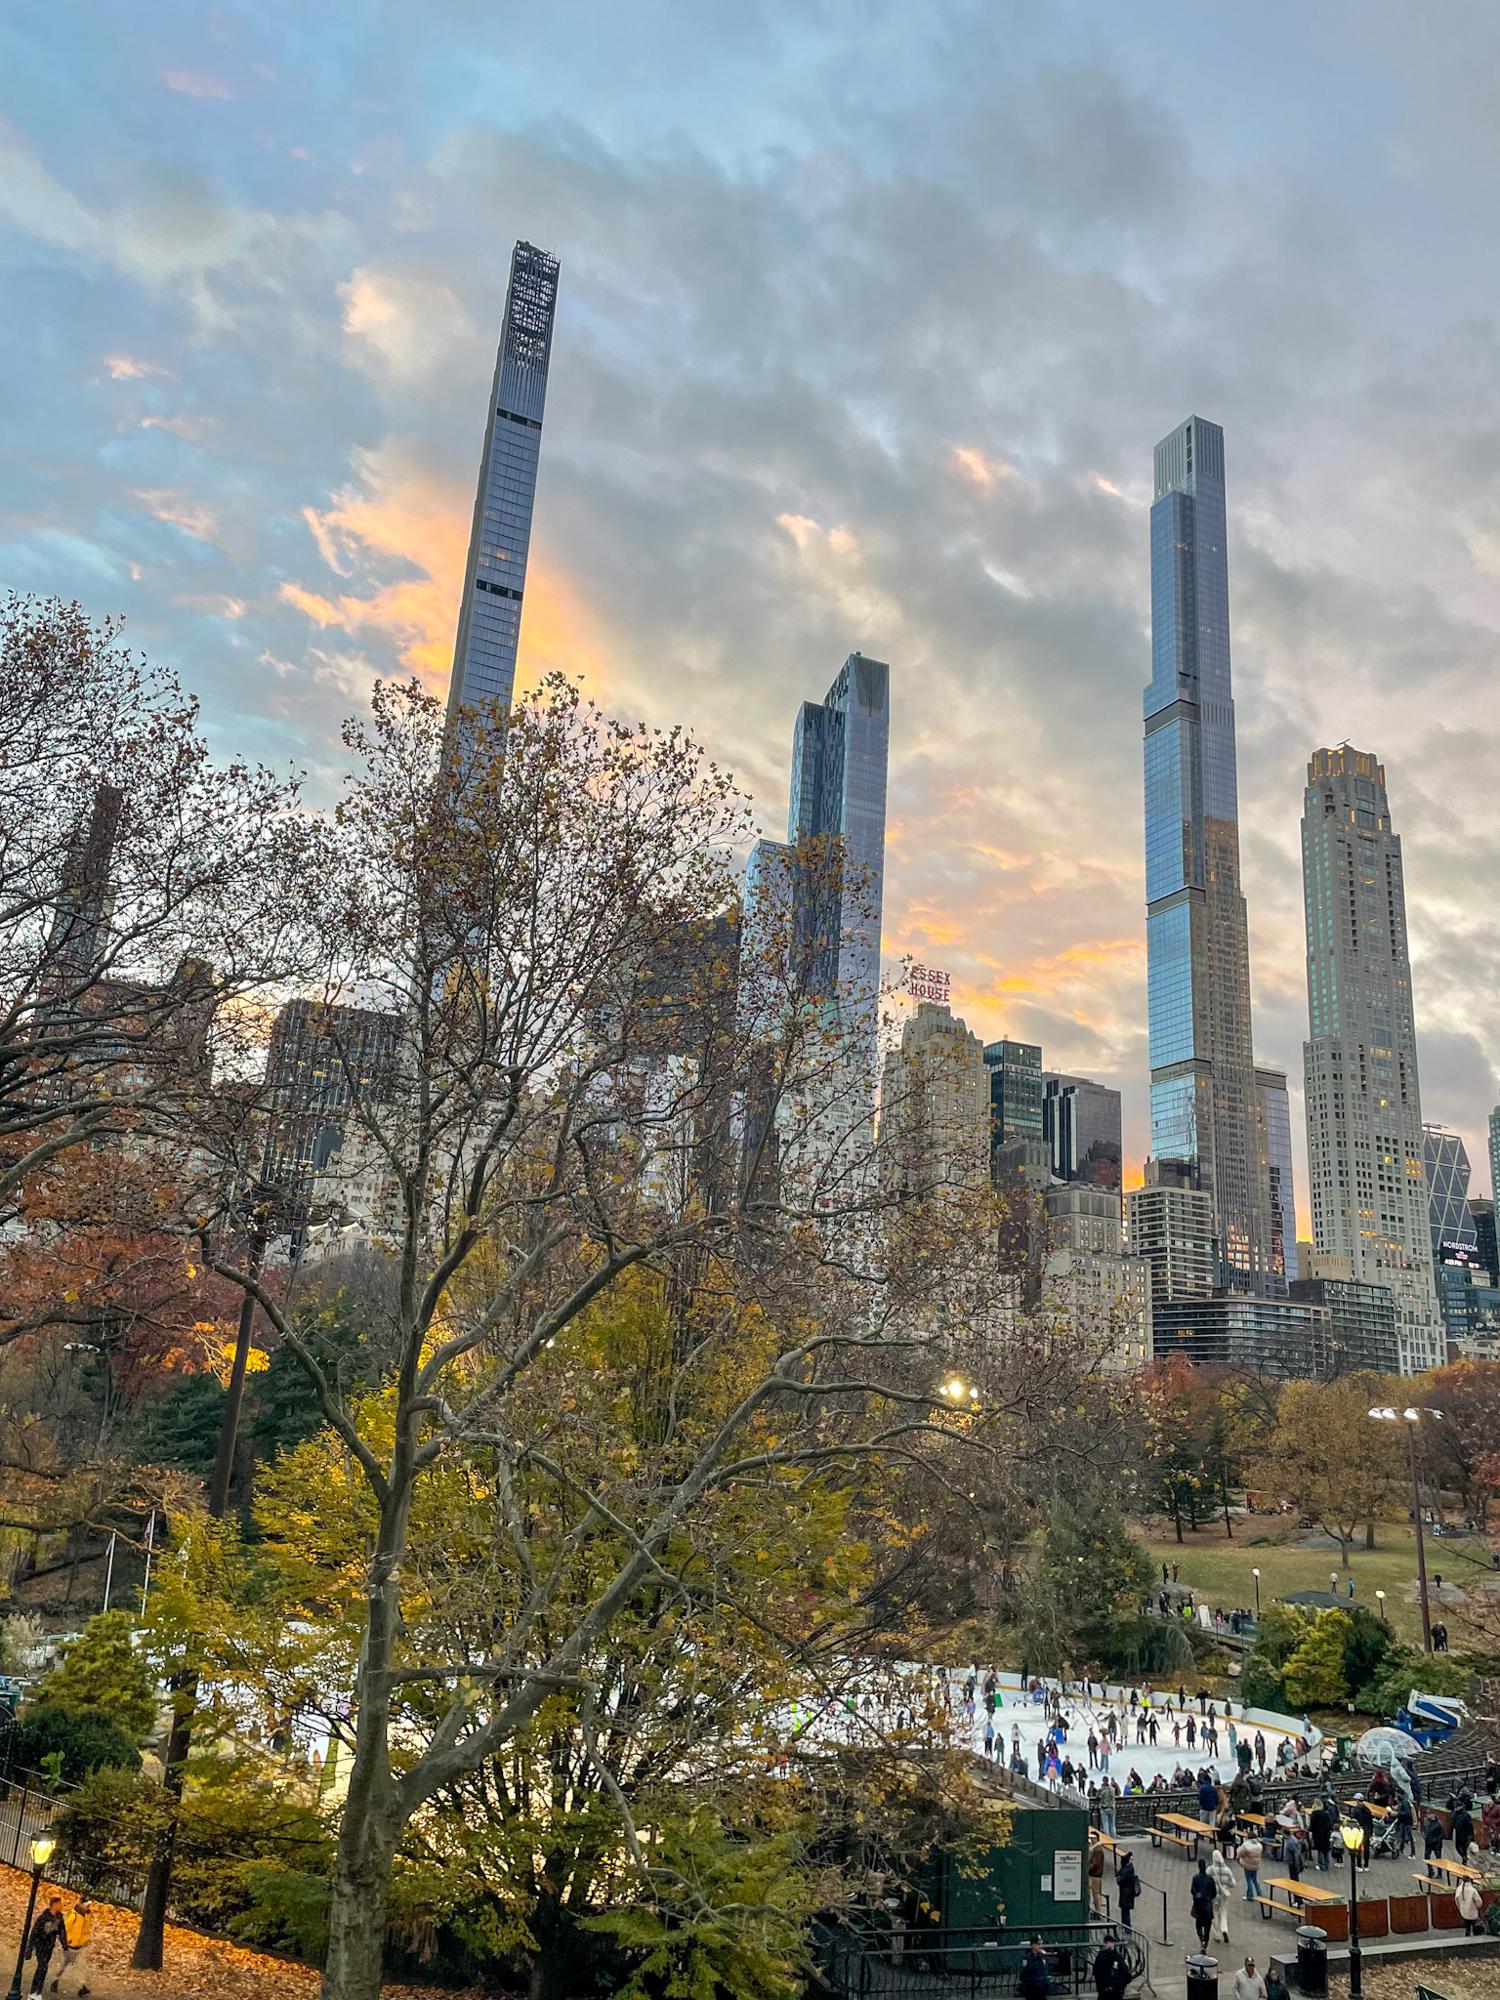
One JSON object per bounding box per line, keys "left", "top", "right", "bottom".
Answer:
{"left": 153, "top": 675, "right": 1085, "bottom": 2000}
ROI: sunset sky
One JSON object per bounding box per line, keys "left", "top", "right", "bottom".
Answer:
{"left": 4, "top": 2, "right": 1499, "bottom": 1204}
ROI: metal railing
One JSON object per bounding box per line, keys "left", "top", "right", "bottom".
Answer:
{"left": 1108, "top": 1761, "right": 1495, "bottom": 1835}
{"left": 819, "top": 1921, "right": 1149, "bottom": 1997}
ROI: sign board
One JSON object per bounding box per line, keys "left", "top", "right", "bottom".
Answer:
{"left": 1052, "top": 1851, "right": 1082, "bottom": 1902}
{"left": 908, "top": 963, "right": 951, "bottom": 1004}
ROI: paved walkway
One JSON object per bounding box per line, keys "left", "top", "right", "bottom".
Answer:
{"left": 1110, "top": 1829, "right": 1494, "bottom": 1998}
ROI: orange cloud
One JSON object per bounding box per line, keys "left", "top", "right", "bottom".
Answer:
{"left": 283, "top": 444, "right": 611, "bottom": 696}
{"left": 134, "top": 488, "right": 221, "bottom": 544}
{"left": 163, "top": 70, "right": 236, "bottom": 101}
{"left": 951, "top": 444, "right": 1018, "bottom": 492}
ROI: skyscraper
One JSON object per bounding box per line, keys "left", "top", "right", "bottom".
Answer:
{"left": 447, "top": 241, "right": 560, "bottom": 721}
{"left": 263, "top": 999, "right": 400, "bottom": 1232}
{"left": 1490, "top": 1105, "right": 1500, "bottom": 1211}
{"left": 984, "top": 1038, "right": 1046, "bottom": 1186}
{"left": 1144, "top": 416, "right": 1275, "bottom": 1287}
{"left": 878, "top": 1000, "right": 990, "bottom": 1198}
{"left": 1256, "top": 1064, "right": 1297, "bottom": 1291}
{"left": 1043, "top": 1072, "right": 1123, "bottom": 1188}
{"left": 1300, "top": 747, "right": 1443, "bottom": 1374}
{"left": 787, "top": 653, "right": 890, "bottom": 1053}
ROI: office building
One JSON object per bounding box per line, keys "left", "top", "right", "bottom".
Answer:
{"left": 1125, "top": 1171, "right": 1217, "bottom": 1311}
{"left": 1300, "top": 746, "right": 1443, "bottom": 1374}
{"left": 1256, "top": 1064, "right": 1296, "bottom": 1289}
{"left": 985, "top": 1038, "right": 1044, "bottom": 1185}
{"left": 1424, "top": 1125, "right": 1479, "bottom": 1264}
{"left": 878, "top": 1001, "right": 990, "bottom": 1199}
{"left": 1144, "top": 416, "right": 1276, "bottom": 1287}
{"left": 787, "top": 653, "right": 891, "bottom": 1059}
{"left": 1043, "top": 1182, "right": 1149, "bottom": 1367}
{"left": 1288, "top": 1274, "right": 1400, "bottom": 1376}
{"left": 1043, "top": 1072, "right": 1123, "bottom": 1188}
{"left": 263, "top": 999, "right": 401, "bottom": 1229}
{"left": 1490, "top": 1106, "right": 1500, "bottom": 1225}
{"left": 447, "top": 241, "right": 560, "bottom": 720}
{"left": 1470, "top": 1198, "right": 1498, "bottom": 1288}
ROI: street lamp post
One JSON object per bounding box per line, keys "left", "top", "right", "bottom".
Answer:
{"left": 1369, "top": 1406, "right": 1440, "bottom": 1653}
{"left": 6, "top": 1834, "right": 56, "bottom": 2000}
{"left": 1340, "top": 1818, "right": 1364, "bottom": 2000}
{"left": 1252, "top": 1567, "right": 1261, "bottom": 1618}
{"left": 1375, "top": 1589, "right": 1386, "bottom": 1626}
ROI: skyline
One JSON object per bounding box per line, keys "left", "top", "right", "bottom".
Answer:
{"left": 4, "top": 4, "right": 1500, "bottom": 1203}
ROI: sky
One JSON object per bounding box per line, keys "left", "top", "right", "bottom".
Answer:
{"left": 3, "top": 1, "right": 1500, "bottom": 1206}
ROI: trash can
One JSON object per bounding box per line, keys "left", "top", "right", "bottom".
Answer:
{"left": 1185, "top": 1952, "right": 1218, "bottom": 2000}
{"left": 1295, "top": 1924, "right": 1327, "bottom": 1997}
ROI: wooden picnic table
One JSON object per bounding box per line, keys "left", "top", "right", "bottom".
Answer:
{"left": 1160, "top": 1812, "right": 1217, "bottom": 1836}
{"left": 1236, "top": 1811, "right": 1268, "bottom": 1827}
{"left": 1265, "top": 1876, "right": 1342, "bottom": 1904}
{"left": 1423, "top": 1856, "right": 1485, "bottom": 1883}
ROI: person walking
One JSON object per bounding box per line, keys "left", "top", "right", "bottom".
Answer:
{"left": 1115, "top": 1851, "right": 1140, "bottom": 1930}
{"left": 24, "top": 1899, "right": 65, "bottom": 1998}
{"left": 1281, "top": 1827, "right": 1306, "bottom": 1883}
{"left": 1230, "top": 1957, "right": 1268, "bottom": 2000}
{"left": 1393, "top": 1794, "right": 1415, "bottom": 1858}
{"left": 1088, "top": 1835, "right": 1105, "bottom": 1915}
{"left": 1456, "top": 1878, "right": 1483, "bottom": 1936}
{"left": 1254, "top": 1730, "right": 1266, "bottom": 1771}
{"left": 1238, "top": 1831, "right": 1264, "bottom": 1903}
{"left": 52, "top": 1899, "right": 92, "bottom": 1998}
{"left": 1098, "top": 1776, "right": 1118, "bottom": 1838}
{"left": 1451, "top": 1798, "right": 1475, "bottom": 1863}
{"left": 1189, "top": 1861, "right": 1217, "bottom": 1952}
{"left": 1088, "top": 1729, "right": 1100, "bottom": 1769}
{"left": 1422, "top": 1810, "right": 1445, "bottom": 1862}
{"left": 1209, "top": 1845, "right": 1236, "bottom": 1941}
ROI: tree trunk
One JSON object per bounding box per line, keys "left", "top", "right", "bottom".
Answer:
{"left": 1173, "top": 1503, "right": 1184, "bottom": 1545}
{"left": 322, "top": 1797, "right": 401, "bottom": 2000}
{"left": 1364, "top": 1520, "right": 1376, "bottom": 1550}
{"left": 1338, "top": 1534, "right": 1352, "bottom": 1568}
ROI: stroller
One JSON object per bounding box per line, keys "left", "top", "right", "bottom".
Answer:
{"left": 1368, "top": 1809, "right": 1411, "bottom": 1861}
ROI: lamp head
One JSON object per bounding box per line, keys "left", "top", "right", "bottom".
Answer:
{"left": 1341, "top": 1820, "right": 1364, "bottom": 1854}
{"left": 30, "top": 1833, "right": 55, "bottom": 1868}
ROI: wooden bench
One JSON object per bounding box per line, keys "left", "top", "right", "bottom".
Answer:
{"left": 1254, "top": 1895, "right": 1303, "bottom": 1922}
{"left": 1150, "top": 1827, "right": 1198, "bottom": 1854}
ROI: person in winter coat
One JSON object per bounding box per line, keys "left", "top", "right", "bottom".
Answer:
{"left": 24, "top": 1900, "right": 65, "bottom": 1997}
{"left": 1423, "top": 1811, "right": 1445, "bottom": 1861}
{"left": 1209, "top": 1847, "right": 1236, "bottom": 1941}
{"left": 1092, "top": 1940, "right": 1130, "bottom": 2000}
{"left": 1115, "top": 1853, "right": 1140, "bottom": 1930}
{"left": 1189, "top": 1862, "right": 1217, "bottom": 1951}
{"left": 1350, "top": 1796, "right": 1374, "bottom": 1871}
{"left": 1237, "top": 1833, "right": 1265, "bottom": 1903}
{"left": 1309, "top": 1801, "right": 1333, "bottom": 1870}
{"left": 1455, "top": 1878, "right": 1483, "bottom": 1936}
{"left": 54, "top": 1900, "right": 92, "bottom": 1998}
{"left": 1088, "top": 1837, "right": 1106, "bottom": 1914}
{"left": 1281, "top": 1829, "right": 1306, "bottom": 1883}
{"left": 1018, "top": 1938, "right": 1052, "bottom": 1998}
{"left": 1451, "top": 1801, "right": 1475, "bottom": 1863}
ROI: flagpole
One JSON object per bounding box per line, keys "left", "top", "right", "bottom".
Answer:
{"left": 139, "top": 1512, "right": 155, "bottom": 1618}
{"left": 102, "top": 1531, "right": 116, "bottom": 1613}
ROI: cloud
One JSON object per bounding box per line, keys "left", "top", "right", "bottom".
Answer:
{"left": 162, "top": 71, "right": 236, "bottom": 102}
{"left": 133, "top": 488, "right": 222, "bottom": 544}
{"left": 339, "top": 265, "right": 477, "bottom": 386}
{"left": 104, "top": 354, "right": 174, "bottom": 381}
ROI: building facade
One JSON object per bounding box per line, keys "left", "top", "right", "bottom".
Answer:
{"left": 1300, "top": 746, "right": 1443, "bottom": 1374}
{"left": 1043, "top": 1072, "right": 1123, "bottom": 1188}
{"left": 985, "top": 1037, "right": 1044, "bottom": 1184}
{"left": 1043, "top": 1182, "right": 1149, "bottom": 1367}
{"left": 878, "top": 1001, "right": 990, "bottom": 1198}
{"left": 1150, "top": 1293, "right": 1331, "bottom": 1377}
{"left": 1288, "top": 1275, "right": 1400, "bottom": 1376}
{"left": 1125, "top": 1173, "right": 1217, "bottom": 1311}
{"left": 447, "top": 241, "right": 560, "bottom": 720}
{"left": 1471, "top": 1198, "right": 1498, "bottom": 1288}
{"left": 1144, "top": 416, "right": 1276, "bottom": 1289}
{"left": 787, "top": 653, "right": 891, "bottom": 1061}
{"left": 1256, "top": 1064, "right": 1297, "bottom": 1292}
{"left": 262, "top": 999, "right": 401, "bottom": 1230}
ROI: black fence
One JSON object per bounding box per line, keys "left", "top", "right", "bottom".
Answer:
{"left": 819, "top": 1921, "right": 1149, "bottom": 1998}
{"left": 1109, "top": 1760, "right": 1495, "bottom": 1836}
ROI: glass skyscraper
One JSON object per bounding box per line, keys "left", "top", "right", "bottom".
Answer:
{"left": 1300, "top": 746, "right": 1443, "bottom": 1373}
{"left": 1144, "top": 416, "right": 1275, "bottom": 1286}
{"left": 447, "top": 241, "right": 560, "bottom": 721}
{"left": 787, "top": 653, "right": 890, "bottom": 1056}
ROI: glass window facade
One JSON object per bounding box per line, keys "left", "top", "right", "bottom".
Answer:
{"left": 1143, "top": 417, "right": 1275, "bottom": 1289}
{"left": 447, "top": 241, "right": 559, "bottom": 721}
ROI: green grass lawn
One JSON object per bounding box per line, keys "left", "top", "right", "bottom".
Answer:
{"left": 1140, "top": 1521, "right": 1431, "bottom": 1643}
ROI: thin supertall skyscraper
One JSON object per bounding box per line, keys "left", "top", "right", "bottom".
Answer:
{"left": 788, "top": 652, "right": 890, "bottom": 1058}
{"left": 1144, "top": 416, "right": 1276, "bottom": 1287}
{"left": 1300, "top": 746, "right": 1442, "bottom": 1374}
{"left": 447, "top": 241, "right": 560, "bottom": 720}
